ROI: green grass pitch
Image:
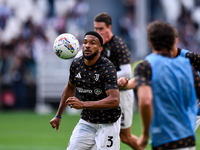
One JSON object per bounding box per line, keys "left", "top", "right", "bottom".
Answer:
{"left": 0, "top": 110, "right": 199, "bottom": 150}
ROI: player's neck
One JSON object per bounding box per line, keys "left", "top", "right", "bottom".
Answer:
{"left": 104, "top": 32, "right": 113, "bottom": 44}
{"left": 84, "top": 54, "right": 100, "bottom": 66}
{"left": 170, "top": 47, "right": 178, "bottom": 58}
{"left": 153, "top": 49, "right": 169, "bottom": 54}
{"left": 108, "top": 32, "right": 113, "bottom": 41}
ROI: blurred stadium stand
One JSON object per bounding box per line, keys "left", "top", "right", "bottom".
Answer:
{"left": 0, "top": 0, "right": 199, "bottom": 112}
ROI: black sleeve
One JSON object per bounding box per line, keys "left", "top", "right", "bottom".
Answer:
{"left": 69, "top": 59, "right": 77, "bottom": 84}
{"left": 104, "top": 62, "right": 119, "bottom": 91}
{"left": 192, "top": 66, "right": 200, "bottom": 99}
{"left": 134, "top": 60, "right": 152, "bottom": 88}
{"left": 186, "top": 52, "right": 200, "bottom": 72}
{"left": 115, "top": 37, "right": 131, "bottom": 65}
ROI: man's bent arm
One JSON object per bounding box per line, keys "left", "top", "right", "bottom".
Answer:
{"left": 56, "top": 81, "right": 76, "bottom": 117}
{"left": 82, "top": 89, "right": 120, "bottom": 109}
{"left": 137, "top": 85, "right": 153, "bottom": 137}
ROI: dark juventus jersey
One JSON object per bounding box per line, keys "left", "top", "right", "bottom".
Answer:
{"left": 101, "top": 35, "right": 131, "bottom": 71}
{"left": 69, "top": 56, "right": 121, "bottom": 124}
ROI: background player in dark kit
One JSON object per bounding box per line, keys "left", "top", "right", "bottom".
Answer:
{"left": 93, "top": 12, "right": 141, "bottom": 150}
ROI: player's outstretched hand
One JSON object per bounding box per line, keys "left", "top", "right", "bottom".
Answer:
{"left": 50, "top": 117, "right": 61, "bottom": 132}
{"left": 65, "top": 97, "right": 83, "bottom": 109}
{"left": 137, "top": 134, "right": 149, "bottom": 149}
{"left": 117, "top": 77, "right": 128, "bottom": 88}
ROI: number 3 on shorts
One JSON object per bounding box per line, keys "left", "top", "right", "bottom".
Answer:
{"left": 107, "top": 136, "right": 113, "bottom": 147}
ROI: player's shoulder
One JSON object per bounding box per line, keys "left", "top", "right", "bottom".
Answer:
{"left": 179, "top": 48, "right": 199, "bottom": 59}
{"left": 179, "top": 48, "right": 195, "bottom": 55}
{"left": 135, "top": 60, "right": 151, "bottom": 71}
{"left": 112, "top": 35, "right": 125, "bottom": 43}
{"left": 111, "top": 35, "right": 128, "bottom": 49}
{"left": 134, "top": 60, "right": 152, "bottom": 80}
{"left": 71, "top": 56, "right": 83, "bottom": 66}
{"left": 100, "top": 56, "right": 113, "bottom": 63}
{"left": 185, "top": 50, "right": 199, "bottom": 57}
{"left": 99, "top": 56, "right": 116, "bottom": 68}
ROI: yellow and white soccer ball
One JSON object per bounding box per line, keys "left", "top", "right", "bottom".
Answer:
{"left": 53, "top": 33, "right": 79, "bottom": 59}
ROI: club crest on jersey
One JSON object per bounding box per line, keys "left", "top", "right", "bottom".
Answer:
{"left": 58, "top": 37, "right": 75, "bottom": 53}
{"left": 55, "top": 49, "right": 63, "bottom": 56}
{"left": 95, "top": 74, "right": 99, "bottom": 81}
{"left": 106, "top": 49, "right": 111, "bottom": 57}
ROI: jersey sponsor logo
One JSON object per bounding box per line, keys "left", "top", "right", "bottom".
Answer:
{"left": 95, "top": 74, "right": 99, "bottom": 81}
{"left": 76, "top": 87, "right": 102, "bottom": 95}
{"left": 77, "top": 87, "right": 92, "bottom": 94}
{"left": 94, "top": 88, "right": 102, "bottom": 95}
{"left": 75, "top": 72, "right": 81, "bottom": 79}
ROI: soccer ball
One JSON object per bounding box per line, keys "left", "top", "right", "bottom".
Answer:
{"left": 53, "top": 33, "right": 79, "bottom": 59}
